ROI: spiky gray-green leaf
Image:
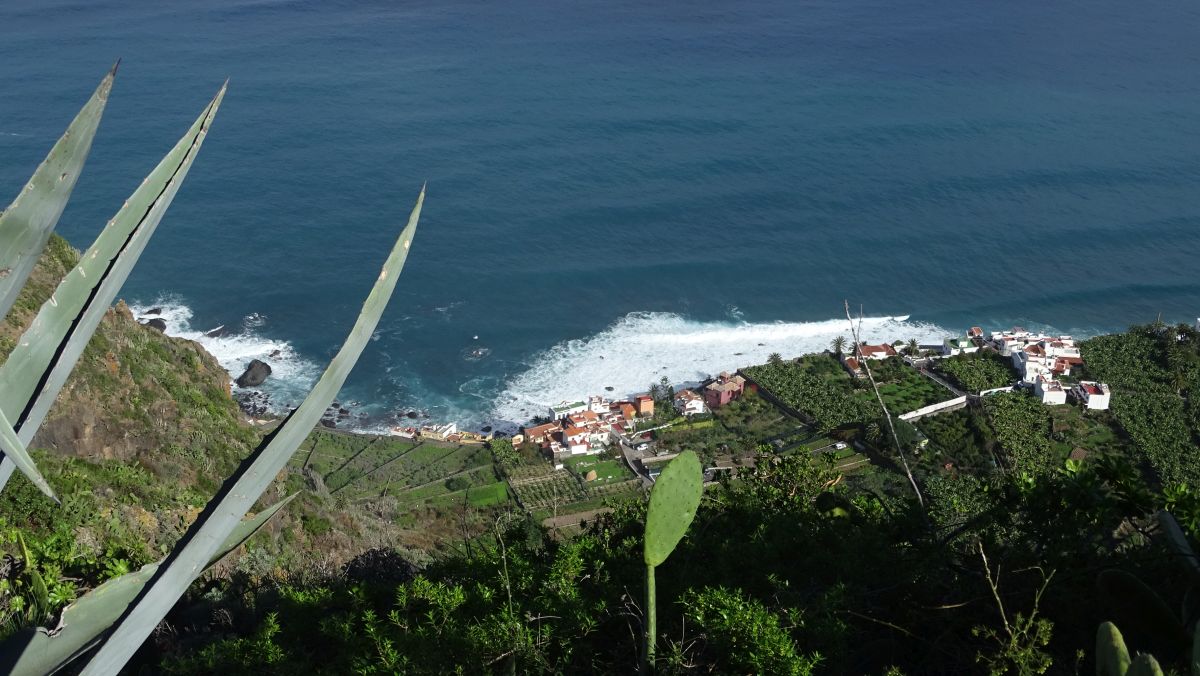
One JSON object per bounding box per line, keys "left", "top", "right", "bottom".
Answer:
{"left": 81, "top": 188, "right": 425, "bottom": 675}
{"left": 0, "top": 82, "right": 225, "bottom": 495}
{"left": 0, "top": 63, "right": 116, "bottom": 319}
{"left": 0, "top": 405, "right": 55, "bottom": 501}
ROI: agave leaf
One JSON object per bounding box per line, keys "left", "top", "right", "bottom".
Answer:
{"left": 644, "top": 450, "right": 702, "bottom": 567}
{"left": 1158, "top": 511, "right": 1200, "bottom": 581}
{"left": 1193, "top": 622, "right": 1200, "bottom": 676}
{"left": 0, "top": 494, "right": 295, "bottom": 676}
{"left": 1098, "top": 569, "right": 1189, "bottom": 657}
{"left": 0, "top": 406, "right": 54, "bottom": 501}
{"left": 0, "top": 83, "right": 226, "bottom": 495}
{"left": 0, "top": 63, "right": 116, "bottom": 320}
{"left": 81, "top": 189, "right": 425, "bottom": 675}
{"left": 1096, "top": 621, "right": 1132, "bottom": 676}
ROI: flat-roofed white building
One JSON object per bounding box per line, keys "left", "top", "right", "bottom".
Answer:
{"left": 1073, "top": 381, "right": 1112, "bottom": 410}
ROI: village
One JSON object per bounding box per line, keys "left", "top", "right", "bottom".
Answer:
{"left": 361, "top": 322, "right": 1123, "bottom": 531}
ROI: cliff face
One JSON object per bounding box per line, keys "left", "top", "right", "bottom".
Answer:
{"left": 1, "top": 236, "right": 254, "bottom": 480}
{"left": 0, "top": 235, "right": 448, "bottom": 584}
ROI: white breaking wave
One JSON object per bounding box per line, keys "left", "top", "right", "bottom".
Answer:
{"left": 491, "top": 311, "right": 954, "bottom": 426}
{"left": 127, "top": 297, "right": 322, "bottom": 410}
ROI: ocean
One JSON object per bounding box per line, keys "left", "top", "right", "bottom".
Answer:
{"left": 3, "top": 0, "right": 1200, "bottom": 431}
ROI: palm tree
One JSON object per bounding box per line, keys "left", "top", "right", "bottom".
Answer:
{"left": 906, "top": 338, "right": 920, "bottom": 357}
{"left": 830, "top": 335, "right": 847, "bottom": 356}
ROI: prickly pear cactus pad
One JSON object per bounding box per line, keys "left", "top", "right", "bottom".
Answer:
{"left": 644, "top": 450, "right": 703, "bottom": 567}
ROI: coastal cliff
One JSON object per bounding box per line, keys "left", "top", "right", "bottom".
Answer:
{"left": 0, "top": 235, "right": 460, "bottom": 583}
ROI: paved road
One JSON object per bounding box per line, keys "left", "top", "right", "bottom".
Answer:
{"left": 618, "top": 438, "right": 655, "bottom": 488}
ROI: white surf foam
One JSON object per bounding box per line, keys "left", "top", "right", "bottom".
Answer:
{"left": 127, "top": 297, "right": 322, "bottom": 410}
{"left": 491, "top": 311, "right": 954, "bottom": 426}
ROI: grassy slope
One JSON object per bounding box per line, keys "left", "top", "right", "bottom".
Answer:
{"left": 0, "top": 236, "right": 507, "bottom": 600}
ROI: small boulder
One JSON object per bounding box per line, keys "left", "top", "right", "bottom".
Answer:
{"left": 236, "top": 359, "right": 272, "bottom": 387}
{"left": 204, "top": 325, "right": 227, "bottom": 338}
{"left": 585, "top": 470, "right": 598, "bottom": 482}
{"left": 142, "top": 318, "right": 167, "bottom": 332}
{"left": 144, "top": 307, "right": 162, "bottom": 316}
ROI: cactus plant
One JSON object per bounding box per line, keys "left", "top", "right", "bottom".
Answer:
{"left": 1127, "top": 654, "right": 1164, "bottom": 676}
{"left": 0, "top": 81, "right": 226, "bottom": 497}
{"left": 642, "top": 450, "right": 703, "bottom": 674}
{"left": 1098, "top": 568, "right": 1190, "bottom": 657}
{"left": 1096, "top": 621, "right": 1132, "bottom": 676}
{"left": 1093, "top": 511, "right": 1200, "bottom": 675}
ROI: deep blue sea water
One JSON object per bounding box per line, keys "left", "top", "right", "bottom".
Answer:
{"left": 3, "top": 0, "right": 1200, "bottom": 429}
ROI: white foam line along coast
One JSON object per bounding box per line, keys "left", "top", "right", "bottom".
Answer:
{"left": 128, "top": 298, "right": 322, "bottom": 412}
{"left": 490, "top": 311, "right": 953, "bottom": 427}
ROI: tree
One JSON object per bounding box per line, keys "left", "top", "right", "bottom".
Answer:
{"left": 830, "top": 335, "right": 847, "bottom": 356}
{"left": 768, "top": 352, "right": 783, "bottom": 366}
{"left": 659, "top": 376, "right": 674, "bottom": 404}
{"left": 906, "top": 338, "right": 920, "bottom": 356}
{"left": 648, "top": 382, "right": 661, "bottom": 402}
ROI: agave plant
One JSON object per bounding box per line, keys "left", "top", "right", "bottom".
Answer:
{"left": 0, "top": 68, "right": 426, "bottom": 674}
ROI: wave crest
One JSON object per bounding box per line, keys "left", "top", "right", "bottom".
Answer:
{"left": 491, "top": 311, "right": 952, "bottom": 426}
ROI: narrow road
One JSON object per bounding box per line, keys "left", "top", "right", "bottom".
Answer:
{"left": 618, "top": 437, "right": 655, "bottom": 488}
{"left": 917, "top": 366, "right": 966, "bottom": 398}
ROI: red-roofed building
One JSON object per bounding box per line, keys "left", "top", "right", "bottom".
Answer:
{"left": 1072, "top": 381, "right": 1111, "bottom": 410}
{"left": 841, "top": 356, "right": 864, "bottom": 378}
{"left": 856, "top": 342, "right": 898, "bottom": 360}
{"left": 704, "top": 372, "right": 747, "bottom": 409}
{"left": 523, "top": 421, "right": 562, "bottom": 444}
{"left": 619, "top": 402, "right": 636, "bottom": 421}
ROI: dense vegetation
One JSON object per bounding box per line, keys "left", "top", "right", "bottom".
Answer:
{"left": 934, "top": 351, "right": 1018, "bottom": 393}
{"left": 1081, "top": 323, "right": 1200, "bottom": 486}
{"left": 8, "top": 232, "right": 1200, "bottom": 672}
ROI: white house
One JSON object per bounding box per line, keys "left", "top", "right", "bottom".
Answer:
{"left": 550, "top": 401, "right": 587, "bottom": 420}
{"left": 1073, "top": 381, "right": 1112, "bottom": 410}
{"left": 587, "top": 395, "right": 610, "bottom": 414}
{"left": 942, "top": 336, "right": 979, "bottom": 356}
{"left": 1033, "top": 375, "right": 1067, "bottom": 405}
{"left": 562, "top": 424, "right": 592, "bottom": 455}
{"left": 674, "top": 389, "right": 708, "bottom": 416}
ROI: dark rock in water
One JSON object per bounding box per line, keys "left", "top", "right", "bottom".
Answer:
{"left": 142, "top": 318, "right": 167, "bottom": 332}
{"left": 333, "top": 402, "right": 341, "bottom": 408}
{"left": 144, "top": 307, "right": 162, "bottom": 316}
{"left": 758, "top": 343, "right": 765, "bottom": 346}
{"left": 319, "top": 418, "right": 336, "bottom": 429}
{"left": 481, "top": 426, "right": 492, "bottom": 433}
{"left": 605, "top": 386, "right": 614, "bottom": 391}
{"left": 269, "top": 349, "right": 282, "bottom": 359}
{"left": 339, "top": 407, "right": 349, "bottom": 415}
{"left": 236, "top": 359, "right": 272, "bottom": 388}
{"left": 343, "top": 548, "right": 417, "bottom": 584}
{"left": 234, "top": 390, "right": 272, "bottom": 417}
{"left": 406, "top": 411, "right": 419, "bottom": 419}
{"left": 204, "top": 325, "right": 227, "bottom": 338}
